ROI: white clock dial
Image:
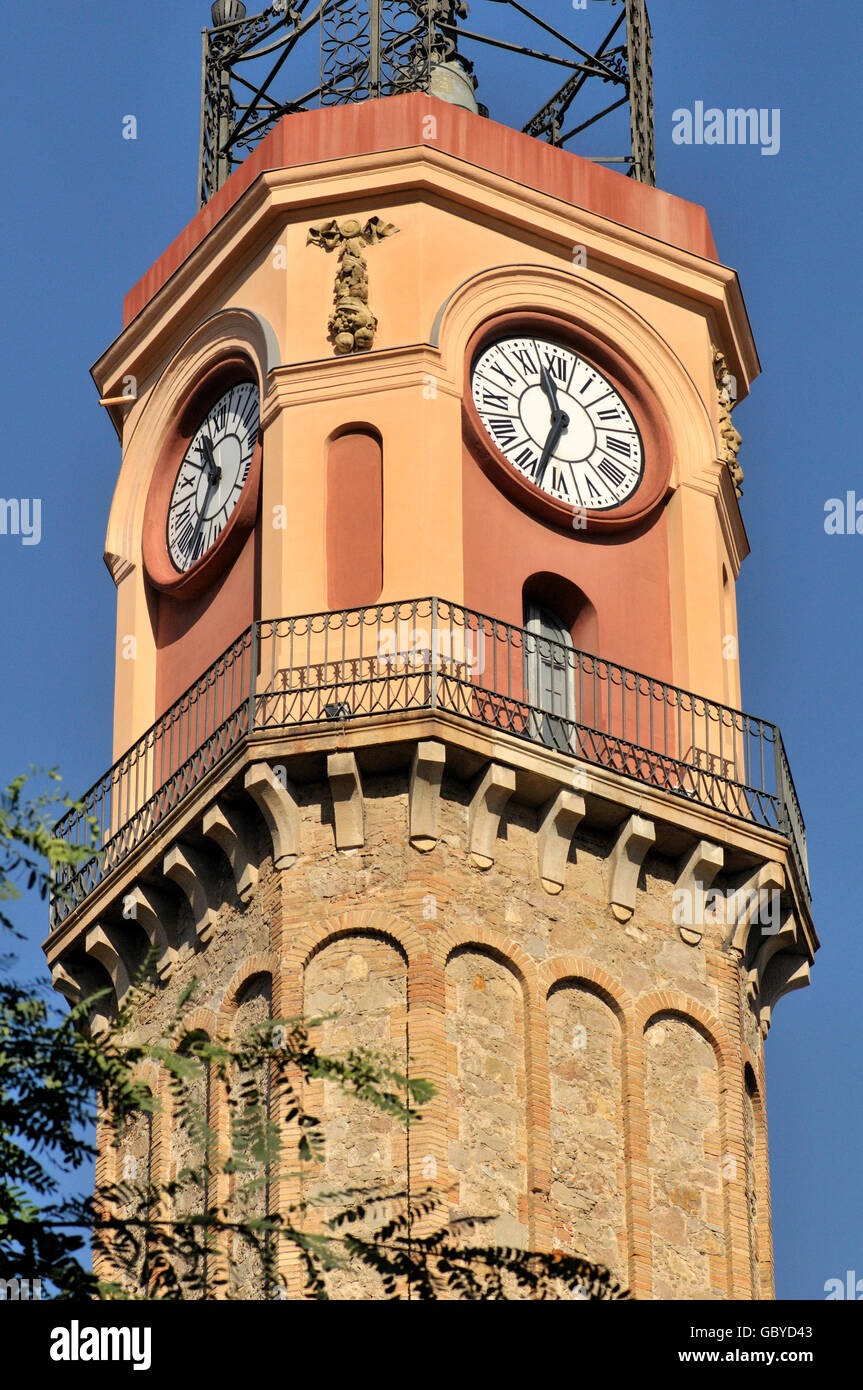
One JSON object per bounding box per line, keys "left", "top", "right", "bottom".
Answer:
{"left": 167, "top": 380, "right": 259, "bottom": 572}
{"left": 471, "top": 335, "right": 643, "bottom": 510}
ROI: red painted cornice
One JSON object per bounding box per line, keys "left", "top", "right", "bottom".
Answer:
{"left": 123, "top": 93, "right": 717, "bottom": 326}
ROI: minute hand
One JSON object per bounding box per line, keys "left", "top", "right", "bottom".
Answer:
{"left": 534, "top": 410, "right": 568, "bottom": 490}
{"left": 186, "top": 473, "right": 218, "bottom": 565}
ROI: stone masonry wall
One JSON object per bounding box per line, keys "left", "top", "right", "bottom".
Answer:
{"left": 107, "top": 758, "right": 773, "bottom": 1300}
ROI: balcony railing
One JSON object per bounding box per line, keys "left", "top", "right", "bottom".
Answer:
{"left": 50, "top": 599, "right": 810, "bottom": 927}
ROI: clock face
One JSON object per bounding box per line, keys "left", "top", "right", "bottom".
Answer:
{"left": 471, "top": 335, "right": 643, "bottom": 510}
{"left": 167, "top": 380, "right": 260, "bottom": 572}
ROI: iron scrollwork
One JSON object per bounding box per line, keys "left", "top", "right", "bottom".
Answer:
{"left": 199, "top": 0, "right": 655, "bottom": 205}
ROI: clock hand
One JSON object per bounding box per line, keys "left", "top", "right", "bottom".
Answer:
{"left": 186, "top": 471, "right": 219, "bottom": 565}
{"left": 199, "top": 433, "right": 221, "bottom": 485}
{"left": 538, "top": 360, "right": 561, "bottom": 416}
{"left": 533, "top": 408, "right": 569, "bottom": 490}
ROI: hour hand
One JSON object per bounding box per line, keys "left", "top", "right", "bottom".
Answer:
{"left": 200, "top": 433, "right": 221, "bottom": 484}
{"left": 539, "top": 361, "right": 561, "bottom": 416}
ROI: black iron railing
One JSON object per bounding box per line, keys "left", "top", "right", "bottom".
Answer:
{"left": 51, "top": 599, "right": 809, "bottom": 926}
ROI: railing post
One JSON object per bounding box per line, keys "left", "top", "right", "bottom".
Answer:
{"left": 247, "top": 621, "right": 259, "bottom": 736}
{"left": 773, "top": 727, "right": 791, "bottom": 838}
{"left": 369, "top": 0, "right": 382, "bottom": 97}
{"left": 430, "top": 598, "right": 438, "bottom": 709}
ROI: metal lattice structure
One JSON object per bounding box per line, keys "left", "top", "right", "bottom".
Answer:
{"left": 199, "top": 0, "right": 655, "bottom": 206}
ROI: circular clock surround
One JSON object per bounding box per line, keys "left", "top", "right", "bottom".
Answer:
{"left": 143, "top": 356, "right": 263, "bottom": 598}
{"left": 462, "top": 312, "right": 673, "bottom": 532}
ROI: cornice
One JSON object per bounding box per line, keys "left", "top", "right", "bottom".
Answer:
{"left": 260, "top": 344, "right": 460, "bottom": 425}
{"left": 715, "top": 461, "right": 750, "bottom": 578}
{"left": 91, "top": 144, "right": 759, "bottom": 401}
{"left": 45, "top": 710, "right": 815, "bottom": 973}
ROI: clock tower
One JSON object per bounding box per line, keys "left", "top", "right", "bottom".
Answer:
{"left": 46, "top": 1, "right": 815, "bottom": 1300}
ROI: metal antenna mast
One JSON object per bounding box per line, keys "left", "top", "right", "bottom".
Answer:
{"left": 199, "top": 0, "right": 654, "bottom": 207}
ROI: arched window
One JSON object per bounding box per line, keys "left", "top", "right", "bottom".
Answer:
{"left": 524, "top": 602, "right": 576, "bottom": 752}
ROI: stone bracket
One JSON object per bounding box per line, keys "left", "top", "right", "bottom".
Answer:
{"left": 409, "top": 740, "right": 446, "bottom": 851}
{"left": 755, "top": 952, "right": 810, "bottom": 1038}
{"left": 537, "top": 790, "right": 585, "bottom": 893}
{"left": 675, "top": 839, "right": 724, "bottom": 946}
{"left": 51, "top": 959, "right": 93, "bottom": 1008}
{"left": 124, "top": 882, "right": 179, "bottom": 977}
{"left": 746, "top": 919, "right": 797, "bottom": 1006}
{"left": 163, "top": 843, "right": 219, "bottom": 944}
{"left": 244, "top": 762, "right": 300, "bottom": 869}
{"left": 726, "top": 860, "right": 785, "bottom": 955}
{"left": 203, "top": 800, "right": 259, "bottom": 903}
{"left": 608, "top": 814, "right": 655, "bottom": 921}
{"left": 85, "top": 923, "right": 134, "bottom": 1004}
{"left": 468, "top": 763, "right": 516, "bottom": 868}
{"left": 327, "top": 751, "right": 364, "bottom": 849}
{"left": 50, "top": 956, "right": 114, "bottom": 1034}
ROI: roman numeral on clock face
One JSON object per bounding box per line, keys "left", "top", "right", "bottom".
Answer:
{"left": 597, "top": 457, "right": 627, "bottom": 487}
{"left": 512, "top": 444, "right": 538, "bottom": 470}
{"left": 541, "top": 350, "right": 568, "bottom": 383}
{"left": 487, "top": 360, "right": 517, "bottom": 387}
{"left": 488, "top": 416, "right": 518, "bottom": 448}
{"left": 605, "top": 433, "right": 634, "bottom": 459}
{"left": 549, "top": 466, "right": 571, "bottom": 498}
{"left": 583, "top": 474, "right": 602, "bottom": 501}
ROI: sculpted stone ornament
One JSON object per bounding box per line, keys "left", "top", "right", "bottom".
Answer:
{"left": 307, "top": 215, "right": 399, "bottom": 354}
{"left": 712, "top": 345, "right": 744, "bottom": 496}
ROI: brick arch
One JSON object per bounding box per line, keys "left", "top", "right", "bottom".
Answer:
{"left": 218, "top": 953, "right": 279, "bottom": 1030}
{"left": 102, "top": 1059, "right": 166, "bottom": 1189}
{"left": 97, "top": 1060, "right": 167, "bottom": 1292}
{"left": 437, "top": 925, "right": 545, "bottom": 1249}
{"left": 434, "top": 923, "right": 538, "bottom": 1001}
{"left": 441, "top": 931, "right": 539, "bottom": 1246}
{"left": 540, "top": 955, "right": 640, "bottom": 1292}
{"left": 743, "top": 1058, "right": 772, "bottom": 1297}
{"left": 639, "top": 994, "right": 735, "bottom": 1299}
{"left": 744, "top": 1044, "right": 764, "bottom": 1089}
{"left": 539, "top": 955, "right": 635, "bottom": 1029}
{"left": 286, "top": 910, "right": 425, "bottom": 976}
{"left": 169, "top": 1005, "right": 219, "bottom": 1047}
{"left": 162, "top": 1004, "right": 223, "bottom": 1266}
{"left": 637, "top": 992, "right": 733, "bottom": 1069}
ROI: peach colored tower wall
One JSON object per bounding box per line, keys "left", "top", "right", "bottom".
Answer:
{"left": 96, "top": 95, "right": 753, "bottom": 760}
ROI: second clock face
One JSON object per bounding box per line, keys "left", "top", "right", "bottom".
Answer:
{"left": 471, "top": 335, "right": 643, "bottom": 510}
{"left": 167, "top": 380, "right": 260, "bottom": 572}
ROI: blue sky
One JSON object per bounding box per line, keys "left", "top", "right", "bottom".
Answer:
{"left": 1, "top": 0, "right": 859, "bottom": 1299}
